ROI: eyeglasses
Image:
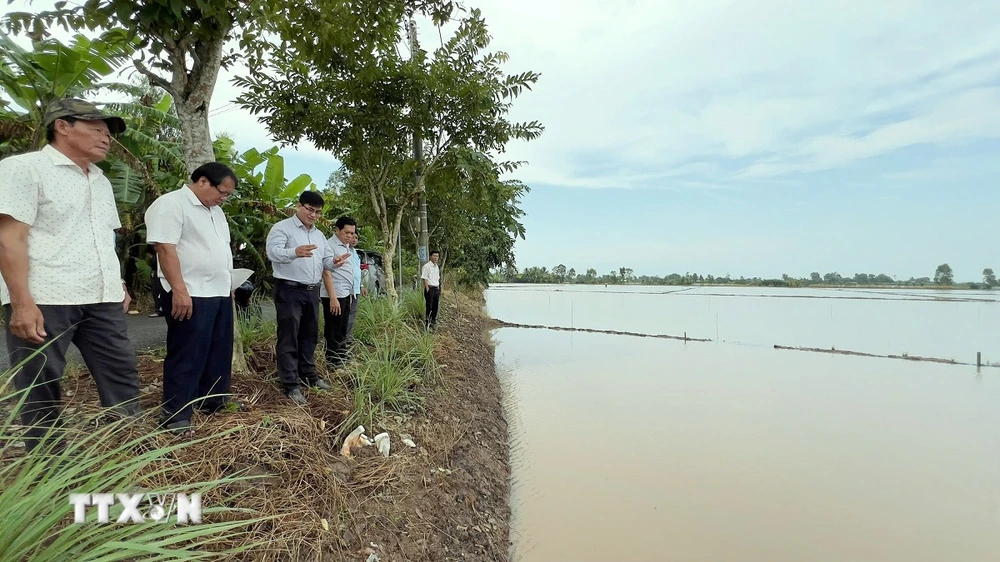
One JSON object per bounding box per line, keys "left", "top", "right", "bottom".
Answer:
{"left": 212, "top": 184, "right": 236, "bottom": 199}
{"left": 301, "top": 205, "right": 322, "bottom": 215}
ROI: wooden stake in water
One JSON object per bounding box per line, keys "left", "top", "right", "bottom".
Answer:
{"left": 977, "top": 352, "right": 982, "bottom": 367}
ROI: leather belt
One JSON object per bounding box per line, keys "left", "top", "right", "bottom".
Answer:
{"left": 277, "top": 279, "right": 319, "bottom": 291}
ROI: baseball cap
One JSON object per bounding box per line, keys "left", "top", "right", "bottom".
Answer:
{"left": 42, "top": 98, "right": 127, "bottom": 134}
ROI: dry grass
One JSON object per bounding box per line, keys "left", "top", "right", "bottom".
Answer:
{"left": 46, "top": 333, "right": 415, "bottom": 561}
{"left": 6, "top": 288, "right": 502, "bottom": 561}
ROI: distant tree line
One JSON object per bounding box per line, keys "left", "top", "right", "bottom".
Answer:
{"left": 491, "top": 262, "right": 1000, "bottom": 290}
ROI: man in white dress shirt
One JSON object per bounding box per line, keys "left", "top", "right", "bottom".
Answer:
{"left": 320, "top": 216, "right": 357, "bottom": 371}
{"left": 144, "top": 162, "right": 240, "bottom": 436}
{"left": 421, "top": 250, "right": 442, "bottom": 330}
{"left": 0, "top": 98, "right": 140, "bottom": 451}
{"left": 266, "top": 191, "right": 350, "bottom": 405}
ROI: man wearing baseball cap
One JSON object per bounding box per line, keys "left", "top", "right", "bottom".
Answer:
{"left": 0, "top": 97, "right": 140, "bottom": 452}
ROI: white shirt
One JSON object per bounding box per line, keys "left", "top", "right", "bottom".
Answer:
{"left": 421, "top": 261, "right": 440, "bottom": 287}
{"left": 144, "top": 186, "right": 233, "bottom": 298}
{"left": 320, "top": 234, "right": 354, "bottom": 299}
{"left": 0, "top": 145, "right": 124, "bottom": 306}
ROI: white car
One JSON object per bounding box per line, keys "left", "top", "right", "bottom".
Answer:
{"left": 356, "top": 249, "right": 386, "bottom": 296}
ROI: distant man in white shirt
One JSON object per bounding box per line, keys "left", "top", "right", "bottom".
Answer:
{"left": 421, "top": 250, "right": 442, "bottom": 330}
{"left": 266, "top": 191, "right": 350, "bottom": 405}
{"left": 144, "top": 162, "right": 240, "bottom": 437}
{"left": 320, "top": 216, "right": 357, "bottom": 371}
{"left": 0, "top": 98, "right": 140, "bottom": 451}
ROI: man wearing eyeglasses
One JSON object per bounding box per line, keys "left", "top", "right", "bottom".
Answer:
{"left": 266, "top": 192, "right": 350, "bottom": 405}
{"left": 145, "top": 162, "right": 241, "bottom": 437}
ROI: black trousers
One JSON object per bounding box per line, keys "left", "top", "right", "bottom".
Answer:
{"left": 3, "top": 302, "right": 141, "bottom": 451}
{"left": 161, "top": 294, "right": 233, "bottom": 424}
{"left": 424, "top": 286, "right": 441, "bottom": 327}
{"left": 274, "top": 281, "right": 320, "bottom": 391}
{"left": 321, "top": 295, "right": 353, "bottom": 369}
{"left": 151, "top": 276, "right": 164, "bottom": 313}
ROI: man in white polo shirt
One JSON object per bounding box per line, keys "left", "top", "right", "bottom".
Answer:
{"left": 0, "top": 98, "right": 141, "bottom": 452}
{"left": 144, "top": 162, "right": 239, "bottom": 437}
{"left": 320, "top": 216, "right": 357, "bottom": 372}
{"left": 421, "top": 249, "right": 442, "bottom": 330}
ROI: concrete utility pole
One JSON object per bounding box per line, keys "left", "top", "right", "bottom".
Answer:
{"left": 406, "top": 15, "right": 430, "bottom": 269}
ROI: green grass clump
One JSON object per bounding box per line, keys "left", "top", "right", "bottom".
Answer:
{"left": 338, "top": 292, "right": 439, "bottom": 432}
{"left": 0, "top": 367, "right": 271, "bottom": 560}
{"left": 350, "top": 296, "right": 407, "bottom": 347}
{"left": 399, "top": 289, "right": 426, "bottom": 323}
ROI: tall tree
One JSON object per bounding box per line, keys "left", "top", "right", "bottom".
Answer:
{"left": 4, "top": 0, "right": 456, "bottom": 173}
{"left": 414, "top": 147, "right": 528, "bottom": 286}
{"left": 934, "top": 263, "right": 954, "bottom": 286}
{"left": 983, "top": 268, "right": 996, "bottom": 288}
{"left": 234, "top": 8, "right": 541, "bottom": 297}
{"left": 5, "top": 1, "right": 243, "bottom": 171}
{"left": 552, "top": 264, "right": 567, "bottom": 283}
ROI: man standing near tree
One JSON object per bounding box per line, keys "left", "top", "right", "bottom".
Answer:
{"left": 144, "top": 162, "right": 240, "bottom": 437}
{"left": 266, "top": 192, "right": 350, "bottom": 405}
{"left": 421, "top": 250, "right": 442, "bottom": 330}
{"left": 0, "top": 99, "right": 142, "bottom": 452}
{"left": 320, "top": 216, "right": 357, "bottom": 372}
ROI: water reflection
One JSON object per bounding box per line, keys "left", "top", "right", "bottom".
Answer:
{"left": 496, "top": 326, "right": 1000, "bottom": 562}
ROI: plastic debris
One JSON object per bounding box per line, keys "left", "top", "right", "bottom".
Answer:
{"left": 401, "top": 438, "right": 416, "bottom": 448}
{"left": 340, "top": 425, "right": 366, "bottom": 457}
{"left": 373, "top": 432, "right": 390, "bottom": 457}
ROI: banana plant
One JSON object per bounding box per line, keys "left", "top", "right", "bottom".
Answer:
{"left": 0, "top": 29, "right": 136, "bottom": 150}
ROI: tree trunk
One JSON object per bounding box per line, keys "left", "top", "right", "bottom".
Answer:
{"left": 382, "top": 233, "right": 397, "bottom": 299}
{"left": 135, "top": 28, "right": 246, "bottom": 373}
{"left": 439, "top": 248, "right": 447, "bottom": 287}
{"left": 174, "top": 100, "right": 216, "bottom": 174}
{"left": 381, "top": 206, "right": 407, "bottom": 299}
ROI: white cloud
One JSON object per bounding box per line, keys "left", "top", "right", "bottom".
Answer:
{"left": 462, "top": 0, "right": 1000, "bottom": 187}
{"left": 9, "top": 0, "right": 1000, "bottom": 190}
{"left": 738, "top": 86, "right": 1000, "bottom": 177}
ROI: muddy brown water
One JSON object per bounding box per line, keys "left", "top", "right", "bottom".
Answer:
{"left": 489, "top": 286, "right": 1000, "bottom": 561}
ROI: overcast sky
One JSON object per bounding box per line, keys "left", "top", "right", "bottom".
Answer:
{"left": 5, "top": 0, "right": 1000, "bottom": 281}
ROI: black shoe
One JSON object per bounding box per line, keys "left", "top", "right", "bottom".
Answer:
{"left": 311, "top": 379, "right": 333, "bottom": 391}
{"left": 286, "top": 388, "right": 307, "bottom": 405}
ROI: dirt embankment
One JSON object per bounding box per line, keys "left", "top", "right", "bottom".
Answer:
{"left": 334, "top": 290, "right": 512, "bottom": 561}
{"left": 43, "top": 290, "right": 511, "bottom": 561}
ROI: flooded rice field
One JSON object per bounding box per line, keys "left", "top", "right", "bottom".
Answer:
{"left": 489, "top": 285, "right": 1000, "bottom": 561}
